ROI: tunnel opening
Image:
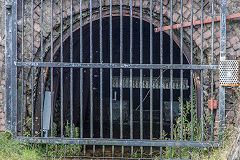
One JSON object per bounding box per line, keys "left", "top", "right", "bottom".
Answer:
{"left": 49, "top": 16, "right": 191, "bottom": 139}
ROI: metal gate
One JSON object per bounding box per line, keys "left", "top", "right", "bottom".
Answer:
{"left": 5, "top": 0, "right": 230, "bottom": 159}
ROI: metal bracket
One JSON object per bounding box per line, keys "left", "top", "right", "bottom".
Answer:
{"left": 219, "top": 60, "right": 239, "bottom": 86}
{"left": 207, "top": 98, "right": 218, "bottom": 111}
{"left": 5, "top": 1, "right": 12, "bottom": 9}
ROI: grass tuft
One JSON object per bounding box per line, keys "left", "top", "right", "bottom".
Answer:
{"left": 0, "top": 132, "right": 41, "bottom": 160}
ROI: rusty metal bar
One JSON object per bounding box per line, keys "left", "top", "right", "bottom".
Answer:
{"left": 155, "top": 13, "right": 240, "bottom": 32}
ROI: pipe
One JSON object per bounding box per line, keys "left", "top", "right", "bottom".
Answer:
{"left": 155, "top": 13, "right": 240, "bottom": 32}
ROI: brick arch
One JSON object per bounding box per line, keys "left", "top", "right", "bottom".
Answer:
{"left": 43, "top": 7, "right": 194, "bottom": 64}
{"left": 23, "top": 0, "right": 211, "bottom": 64}
{"left": 24, "top": 1, "right": 211, "bottom": 133}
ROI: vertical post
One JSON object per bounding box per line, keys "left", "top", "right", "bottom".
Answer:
{"left": 5, "top": 0, "right": 17, "bottom": 136}
{"left": 219, "top": 0, "right": 226, "bottom": 141}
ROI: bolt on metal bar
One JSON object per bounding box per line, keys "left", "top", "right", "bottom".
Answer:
{"left": 140, "top": 0, "right": 143, "bottom": 157}
{"left": 5, "top": 0, "right": 13, "bottom": 134}
{"left": 159, "top": 0, "right": 163, "bottom": 158}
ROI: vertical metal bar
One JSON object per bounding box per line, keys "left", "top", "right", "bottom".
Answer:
{"left": 31, "top": 0, "right": 35, "bottom": 137}
{"left": 189, "top": 0, "right": 194, "bottom": 158}
{"left": 170, "top": 0, "right": 173, "bottom": 158}
{"left": 60, "top": 0, "right": 63, "bottom": 138}
{"left": 159, "top": 0, "right": 163, "bottom": 158}
{"left": 109, "top": 0, "right": 114, "bottom": 157}
{"left": 89, "top": 0, "right": 95, "bottom": 156}
{"left": 211, "top": 0, "right": 215, "bottom": 143}
{"left": 79, "top": 0, "right": 85, "bottom": 155}
{"left": 70, "top": 0, "right": 73, "bottom": 138}
{"left": 5, "top": 0, "right": 12, "bottom": 133}
{"left": 150, "top": 0, "right": 153, "bottom": 157}
{"left": 12, "top": 0, "right": 18, "bottom": 137}
{"left": 129, "top": 0, "right": 133, "bottom": 156}
{"left": 180, "top": 0, "right": 184, "bottom": 158}
{"left": 140, "top": 0, "right": 143, "bottom": 157}
{"left": 50, "top": 0, "right": 54, "bottom": 137}
{"left": 219, "top": 0, "right": 226, "bottom": 142}
{"left": 40, "top": 0, "right": 44, "bottom": 137}
{"left": 120, "top": 0, "right": 124, "bottom": 157}
{"left": 6, "top": 0, "right": 18, "bottom": 135}
{"left": 200, "top": 0, "right": 204, "bottom": 158}
{"left": 99, "top": 0, "right": 104, "bottom": 156}
{"left": 21, "top": 0, "right": 24, "bottom": 136}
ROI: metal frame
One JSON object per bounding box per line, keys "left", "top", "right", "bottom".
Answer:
{"left": 219, "top": 0, "right": 227, "bottom": 141}
{"left": 5, "top": 0, "right": 227, "bottom": 158}
{"left": 5, "top": 0, "right": 17, "bottom": 135}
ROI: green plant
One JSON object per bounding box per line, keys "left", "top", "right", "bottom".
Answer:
{"left": 0, "top": 132, "right": 41, "bottom": 160}
{"left": 23, "top": 117, "right": 32, "bottom": 137}
{"left": 37, "top": 121, "right": 82, "bottom": 158}
{"left": 160, "top": 89, "right": 214, "bottom": 159}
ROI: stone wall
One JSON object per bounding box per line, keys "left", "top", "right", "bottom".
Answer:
{"left": 0, "top": 0, "right": 5, "bottom": 132}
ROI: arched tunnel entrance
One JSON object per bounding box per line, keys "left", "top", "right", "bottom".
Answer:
{"left": 49, "top": 16, "right": 190, "bottom": 139}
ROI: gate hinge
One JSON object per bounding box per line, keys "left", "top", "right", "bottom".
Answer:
{"left": 219, "top": 60, "right": 239, "bottom": 86}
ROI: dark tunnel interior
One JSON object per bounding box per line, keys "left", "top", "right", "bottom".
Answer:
{"left": 51, "top": 16, "right": 191, "bottom": 139}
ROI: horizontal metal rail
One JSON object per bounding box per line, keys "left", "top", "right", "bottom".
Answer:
{"left": 15, "top": 62, "right": 219, "bottom": 70}
{"left": 15, "top": 137, "right": 219, "bottom": 148}
{"left": 41, "top": 155, "right": 198, "bottom": 160}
